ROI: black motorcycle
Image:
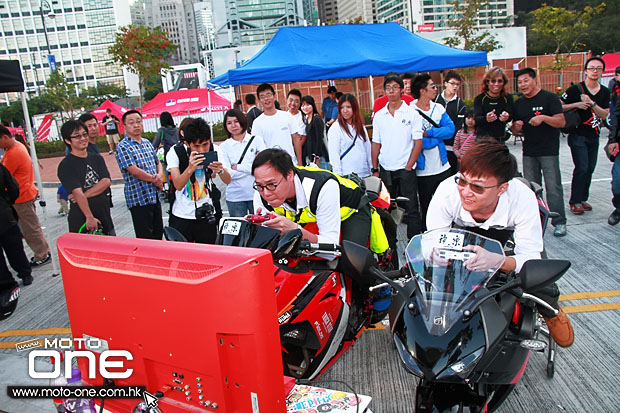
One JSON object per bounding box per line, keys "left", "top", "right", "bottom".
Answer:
{"left": 339, "top": 228, "right": 570, "bottom": 413}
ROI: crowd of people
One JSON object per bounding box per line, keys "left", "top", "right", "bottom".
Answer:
{"left": 4, "top": 58, "right": 620, "bottom": 344}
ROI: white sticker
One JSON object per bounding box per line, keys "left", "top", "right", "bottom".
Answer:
{"left": 437, "top": 232, "right": 464, "bottom": 250}
{"left": 221, "top": 220, "right": 242, "bottom": 236}
{"left": 251, "top": 392, "right": 259, "bottom": 413}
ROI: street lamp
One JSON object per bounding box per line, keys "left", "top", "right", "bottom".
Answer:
{"left": 40, "top": 0, "right": 57, "bottom": 71}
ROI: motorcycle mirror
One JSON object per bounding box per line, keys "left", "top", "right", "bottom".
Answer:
{"left": 518, "top": 259, "right": 571, "bottom": 291}
{"left": 339, "top": 240, "right": 378, "bottom": 284}
{"left": 272, "top": 229, "right": 303, "bottom": 260}
{"left": 164, "top": 226, "right": 188, "bottom": 242}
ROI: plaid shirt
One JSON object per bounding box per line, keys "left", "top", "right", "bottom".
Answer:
{"left": 115, "top": 136, "right": 160, "bottom": 208}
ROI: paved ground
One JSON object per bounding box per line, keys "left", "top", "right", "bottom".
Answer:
{"left": 1, "top": 135, "right": 619, "bottom": 412}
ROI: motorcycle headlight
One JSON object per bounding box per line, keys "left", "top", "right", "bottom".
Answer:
{"left": 436, "top": 347, "right": 485, "bottom": 380}
{"left": 394, "top": 334, "right": 423, "bottom": 377}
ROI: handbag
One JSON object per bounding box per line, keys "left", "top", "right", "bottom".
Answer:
{"left": 604, "top": 141, "right": 618, "bottom": 163}
{"left": 561, "top": 83, "right": 585, "bottom": 134}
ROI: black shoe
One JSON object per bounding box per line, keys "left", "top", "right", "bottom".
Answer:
{"left": 30, "top": 253, "right": 51, "bottom": 266}
{"left": 609, "top": 210, "right": 620, "bottom": 226}
{"left": 21, "top": 275, "right": 33, "bottom": 286}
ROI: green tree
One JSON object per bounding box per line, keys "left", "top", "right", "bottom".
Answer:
{"left": 531, "top": 3, "right": 605, "bottom": 81}
{"left": 108, "top": 25, "right": 177, "bottom": 104}
{"left": 41, "top": 69, "right": 93, "bottom": 121}
{"left": 443, "top": 0, "right": 502, "bottom": 54}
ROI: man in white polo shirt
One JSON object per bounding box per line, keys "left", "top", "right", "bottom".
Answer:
{"left": 252, "top": 83, "right": 303, "bottom": 166}
{"left": 372, "top": 73, "right": 424, "bottom": 238}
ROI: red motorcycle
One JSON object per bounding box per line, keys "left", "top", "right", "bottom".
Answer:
{"left": 215, "top": 214, "right": 389, "bottom": 380}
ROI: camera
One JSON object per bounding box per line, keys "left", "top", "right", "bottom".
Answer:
{"left": 195, "top": 203, "right": 217, "bottom": 224}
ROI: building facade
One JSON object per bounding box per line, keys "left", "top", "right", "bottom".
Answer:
{"left": 211, "top": 0, "right": 312, "bottom": 47}
{"left": 318, "top": 0, "right": 337, "bottom": 24}
{"left": 376, "top": 0, "right": 514, "bottom": 32}
{"left": 135, "top": 0, "right": 201, "bottom": 64}
{"left": 0, "top": 0, "right": 136, "bottom": 97}
{"left": 337, "top": 0, "right": 374, "bottom": 24}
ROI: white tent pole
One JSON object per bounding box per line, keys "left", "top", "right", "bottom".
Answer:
{"left": 21, "top": 92, "right": 59, "bottom": 276}
{"left": 207, "top": 87, "right": 213, "bottom": 138}
{"left": 369, "top": 75, "right": 375, "bottom": 106}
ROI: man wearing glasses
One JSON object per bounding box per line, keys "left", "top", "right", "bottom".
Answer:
{"left": 115, "top": 110, "right": 164, "bottom": 239}
{"left": 561, "top": 56, "right": 610, "bottom": 215}
{"left": 435, "top": 70, "right": 467, "bottom": 174}
{"left": 57, "top": 120, "right": 114, "bottom": 235}
{"left": 372, "top": 74, "right": 424, "bottom": 239}
{"left": 427, "top": 140, "right": 574, "bottom": 348}
{"left": 252, "top": 83, "right": 303, "bottom": 166}
{"left": 251, "top": 148, "right": 372, "bottom": 246}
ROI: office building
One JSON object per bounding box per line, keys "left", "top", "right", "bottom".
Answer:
{"left": 337, "top": 0, "right": 374, "bottom": 24}
{"left": 0, "top": 0, "right": 137, "bottom": 97}
{"left": 318, "top": 0, "right": 337, "bottom": 24}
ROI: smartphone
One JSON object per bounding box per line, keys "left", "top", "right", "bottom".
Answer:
{"left": 199, "top": 152, "right": 218, "bottom": 166}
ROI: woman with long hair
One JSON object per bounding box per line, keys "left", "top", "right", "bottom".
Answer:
{"left": 300, "top": 95, "right": 328, "bottom": 168}
{"left": 473, "top": 67, "right": 514, "bottom": 141}
{"left": 153, "top": 111, "right": 179, "bottom": 156}
{"left": 327, "top": 93, "right": 372, "bottom": 177}
{"left": 219, "top": 109, "right": 266, "bottom": 216}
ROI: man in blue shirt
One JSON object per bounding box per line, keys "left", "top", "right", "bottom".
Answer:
{"left": 321, "top": 86, "right": 338, "bottom": 129}
{"left": 115, "top": 110, "right": 164, "bottom": 239}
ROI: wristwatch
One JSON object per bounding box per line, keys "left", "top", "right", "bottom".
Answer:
{"left": 371, "top": 168, "right": 379, "bottom": 173}
{"left": 217, "top": 169, "right": 224, "bottom": 176}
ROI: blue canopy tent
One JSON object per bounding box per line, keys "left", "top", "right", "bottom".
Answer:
{"left": 209, "top": 23, "right": 488, "bottom": 86}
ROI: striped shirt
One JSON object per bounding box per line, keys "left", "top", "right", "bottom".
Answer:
{"left": 453, "top": 129, "right": 477, "bottom": 159}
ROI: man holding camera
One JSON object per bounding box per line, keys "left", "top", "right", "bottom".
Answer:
{"left": 167, "top": 118, "right": 230, "bottom": 243}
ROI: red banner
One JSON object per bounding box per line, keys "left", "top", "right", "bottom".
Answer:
{"left": 36, "top": 114, "right": 53, "bottom": 142}
{"left": 417, "top": 24, "right": 435, "bottom": 32}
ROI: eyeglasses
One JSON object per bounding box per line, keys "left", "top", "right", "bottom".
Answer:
{"left": 455, "top": 175, "right": 502, "bottom": 194}
{"left": 69, "top": 132, "right": 89, "bottom": 140}
{"left": 489, "top": 79, "right": 504, "bottom": 84}
{"left": 447, "top": 81, "right": 461, "bottom": 87}
{"left": 259, "top": 92, "right": 274, "bottom": 99}
{"left": 586, "top": 66, "right": 604, "bottom": 72}
{"left": 253, "top": 177, "right": 284, "bottom": 192}
{"left": 426, "top": 84, "right": 438, "bottom": 90}
{"left": 384, "top": 85, "right": 401, "bottom": 92}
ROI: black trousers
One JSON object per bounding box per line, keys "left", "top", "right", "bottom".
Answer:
{"left": 169, "top": 214, "right": 217, "bottom": 244}
{"left": 129, "top": 203, "right": 164, "bottom": 240}
{"left": 0, "top": 224, "right": 31, "bottom": 287}
{"left": 341, "top": 201, "right": 372, "bottom": 247}
{"left": 418, "top": 168, "right": 454, "bottom": 232}
{"left": 380, "top": 168, "right": 421, "bottom": 239}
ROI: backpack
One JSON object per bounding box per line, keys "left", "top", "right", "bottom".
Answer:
{"left": 0, "top": 164, "right": 19, "bottom": 204}
{"left": 561, "top": 82, "right": 586, "bottom": 134}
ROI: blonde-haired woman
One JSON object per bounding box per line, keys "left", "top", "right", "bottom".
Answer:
{"left": 473, "top": 67, "right": 513, "bottom": 141}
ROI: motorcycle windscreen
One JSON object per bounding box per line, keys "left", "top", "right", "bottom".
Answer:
{"left": 217, "top": 218, "right": 281, "bottom": 250}
{"left": 405, "top": 229, "right": 505, "bottom": 336}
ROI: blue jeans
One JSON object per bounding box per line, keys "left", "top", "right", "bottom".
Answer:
{"left": 612, "top": 155, "right": 620, "bottom": 211}
{"left": 567, "top": 134, "right": 599, "bottom": 204}
{"left": 226, "top": 200, "right": 254, "bottom": 217}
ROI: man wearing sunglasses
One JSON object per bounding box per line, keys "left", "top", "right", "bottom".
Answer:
{"left": 251, "top": 148, "right": 373, "bottom": 247}
{"left": 427, "top": 140, "right": 574, "bottom": 348}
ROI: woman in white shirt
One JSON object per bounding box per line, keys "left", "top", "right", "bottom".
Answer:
{"left": 328, "top": 93, "right": 372, "bottom": 177}
{"left": 218, "top": 109, "right": 266, "bottom": 217}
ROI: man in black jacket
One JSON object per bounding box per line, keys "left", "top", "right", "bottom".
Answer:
{"left": 435, "top": 71, "right": 467, "bottom": 174}
{"left": 0, "top": 127, "right": 33, "bottom": 287}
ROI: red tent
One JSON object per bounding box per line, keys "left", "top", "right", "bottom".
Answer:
{"left": 140, "top": 89, "right": 231, "bottom": 118}
{"left": 602, "top": 53, "right": 620, "bottom": 77}
{"left": 91, "top": 99, "right": 129, "bottom": 135}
